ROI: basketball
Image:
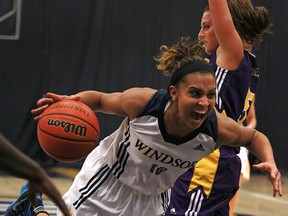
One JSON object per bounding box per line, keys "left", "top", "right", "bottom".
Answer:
{"left": 37, "top": 100, "right": 100, "bottom": 162}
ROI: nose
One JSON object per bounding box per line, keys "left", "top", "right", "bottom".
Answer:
{"left": 198, "top": 30, "right": 204, "bottom": 41}
{"left": 198, "top": 96, "right": 210, "bottom": 107}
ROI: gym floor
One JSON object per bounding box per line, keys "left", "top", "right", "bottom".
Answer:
{"left": 0, "top": 167, "right": 287, "bottom": 216}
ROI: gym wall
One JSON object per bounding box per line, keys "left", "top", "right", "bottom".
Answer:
{"left": 0, "top": 0, "right": 286, "bottom": 172}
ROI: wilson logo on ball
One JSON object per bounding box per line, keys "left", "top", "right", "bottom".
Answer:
{"left": 37, "top": 100, "right": 100, "bottom": 162}
{"left": 47, "top": 118, "right": 87, "bottom": 137}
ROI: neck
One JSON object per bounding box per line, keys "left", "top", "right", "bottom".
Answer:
{"left": 164, "top": 102, "right": 193, "bottom": 138}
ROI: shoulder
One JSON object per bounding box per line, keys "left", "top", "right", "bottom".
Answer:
{"left": 122, "top": 87, "right": 157, "bottom": 104}
{"left": 216, "top": 46, "right": 244, "bottom": 70}
{"left": 124, "top": 87, "right": 157, "bottom": 96}
{"left": 122, "top": 87, "right": 158, "bottom": 119}
{"left": 138, "top": 89, "right": 169, "bottom": 118}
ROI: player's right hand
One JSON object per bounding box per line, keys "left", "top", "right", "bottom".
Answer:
{"left": 31, "top": 92, "right": 81, "bottom": 120}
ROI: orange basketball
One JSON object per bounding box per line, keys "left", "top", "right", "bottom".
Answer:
{"left": 37, "top": 100, "right": 100, "bottom": 162}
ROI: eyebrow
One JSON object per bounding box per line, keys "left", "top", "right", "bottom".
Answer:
{"left": 201, "top": 21, "right": 210, "bottom": 26}
{"left": 188, "top": 86, "right": 216, "bottom": 92}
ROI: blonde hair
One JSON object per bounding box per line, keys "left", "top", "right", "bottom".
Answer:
{"left": 154, "top": 36, "right": 205, "bottom": 77}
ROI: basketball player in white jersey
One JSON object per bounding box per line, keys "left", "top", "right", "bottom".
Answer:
{"left": 31, "top": 37, "right": 282, "bottom": 216}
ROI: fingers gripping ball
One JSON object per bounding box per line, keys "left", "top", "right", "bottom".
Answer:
{"left": 37, "top": 100, "right": 100, "bottom": 162}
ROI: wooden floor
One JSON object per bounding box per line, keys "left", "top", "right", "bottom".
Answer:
{"left": 236, "top": 174, "right": 288, "bottom": 216}
{"left": 0, "top": 167, "right": 287, "bottom": 216}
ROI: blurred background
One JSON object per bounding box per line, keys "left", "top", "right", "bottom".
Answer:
{"left": 0, "top": 0, "right": 287, "bottom": 174}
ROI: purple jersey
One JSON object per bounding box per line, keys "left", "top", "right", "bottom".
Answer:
{"left": 210, "top": 50, "right": 259, "bottom": 123}
{"left": 166, "top": 50, "right": 259, "bottom": 216}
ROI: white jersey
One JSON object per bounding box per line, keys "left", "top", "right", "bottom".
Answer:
{"left": 61, "top": 89, "right": 218, "bottom": 215}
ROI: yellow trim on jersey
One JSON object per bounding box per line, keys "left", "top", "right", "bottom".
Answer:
{"left": 238, "top": 88, "right": 255, "bottom": 125}
{"left": 188, "top": 149, "right": 220, "bottom": 198}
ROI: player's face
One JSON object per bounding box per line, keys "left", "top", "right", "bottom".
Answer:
{"left": 170, "top": 72, "right": 216, "bottom": 131}
{"left": 198, "top": 11, "right": 219, "bottom": 54}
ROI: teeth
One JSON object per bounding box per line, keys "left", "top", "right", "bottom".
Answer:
{"left": 195, "top": 110, "right": 206, "bottom": 114}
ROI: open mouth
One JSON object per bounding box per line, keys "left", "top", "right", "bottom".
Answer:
{"left": 191, "top": 110, "right": 206, "bottom": 121}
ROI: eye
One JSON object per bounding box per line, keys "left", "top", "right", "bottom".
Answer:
{"left": 189, "top": 89, "right": 202, "bottom": 98}
{"left": 202, "top": 24, "right": 210, "bottom": 30}
{"left": 207, "top": 91, "right": 216, "bottom": 99}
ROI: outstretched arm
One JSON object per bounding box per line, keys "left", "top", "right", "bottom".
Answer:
{"left": 208, "top": 0, "right": 243, "bottom": 69}
{"left": 31, "top": 88, "right": 157, "bottom": 121}
{"left": 0, "top": 133, "right": 71, "bottom": 216}
{"left": 216, "top": 113, "right": 282, "bottom": 197}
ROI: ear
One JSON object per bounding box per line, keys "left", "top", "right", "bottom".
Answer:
{"left": 169, "top": 85, "right": 178, "bottom": 101}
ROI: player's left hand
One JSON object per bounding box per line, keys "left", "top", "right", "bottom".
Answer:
{"left": 253, "top": 162, "right": 282, "bottom": 197}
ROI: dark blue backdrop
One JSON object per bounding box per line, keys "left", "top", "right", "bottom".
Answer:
{"left": 0, "top": 0, "right": 287, "bottom": 172}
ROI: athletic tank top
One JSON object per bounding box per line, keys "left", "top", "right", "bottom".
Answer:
{"left": 209, "top": 50, "right": 259, "bottom": 153}
{"left": 97, "top": 89, "right": 218, "bottom": 195}
{"left": 209, "top": 50, "right": 259, "bottom": 123}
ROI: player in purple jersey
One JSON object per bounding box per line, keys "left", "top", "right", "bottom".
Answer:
{"left": 167, "top": 0, "right": 272, "bottom": 215}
